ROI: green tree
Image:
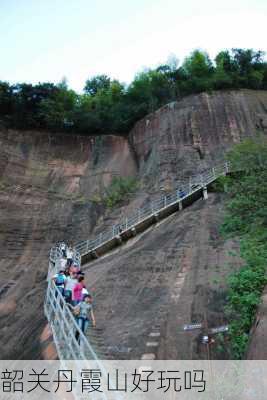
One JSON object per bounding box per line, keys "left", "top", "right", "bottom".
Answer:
{"left": 0, "top": 81, "right": 13, "bottom": 118}
{"left": 84, "top": 74, "right": 111, "bottom": 96}
{"left": 181, "top": 50, "right": 214, "bottom": 93}
{"left": 231, "top": 48, "right": 265, "bottom": 87}
{"left": 183, "top": 49, "right": 213, "bottom": 77}
{"left": 221, "top": 136, "right": 267, "bottom": 358}
{"left": 213, "top": 51, "right": 234, "bottom": 89}
{"left": 0, "top": 48, "right": 266, "bottom": 134}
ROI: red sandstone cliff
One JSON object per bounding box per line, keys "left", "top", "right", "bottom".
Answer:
{"left": 0, "top": 89, "right": 266, "bottom": 359}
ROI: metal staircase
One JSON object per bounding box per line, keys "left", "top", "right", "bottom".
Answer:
{"left": 45, "top": 161, "right": 230, "bottom": 361}
{"left": 75, "top": 162, "right": 230, "bottom": 264}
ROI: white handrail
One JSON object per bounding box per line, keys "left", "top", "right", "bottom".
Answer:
{"left": 74, "top": 161, "right": 230, "bottom": 256}
{"left": 45, "top": 161, "right": 230, "bottom": 367}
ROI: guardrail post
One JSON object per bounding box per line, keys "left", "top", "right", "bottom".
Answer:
{"left": 202, "top": 186, "right": 208, "bottom": 200}
{"left": 164, "top": 196, "right": 167, "bottom": 207}
{"left": 125, "top": 217, "right": 128, "bottom": 230}
{"left": 212, "top": 167, "right": 216, "bottom": 178}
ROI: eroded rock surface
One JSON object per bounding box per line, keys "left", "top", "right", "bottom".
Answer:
{"left": 84, "top": 194, "right": 243, "bottom": 359}
{"left": 0, "top": 90, "right": 266, "bottom": 359}
{"left": 0, "top": 130, "right": 136, "bottom": 358}
{"left": 130, "top": 90, "right": 267, "bottom": 189}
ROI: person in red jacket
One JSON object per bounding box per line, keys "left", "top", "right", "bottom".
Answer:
{"left": 72, "top": 276, "right": 85, "bottom": 306}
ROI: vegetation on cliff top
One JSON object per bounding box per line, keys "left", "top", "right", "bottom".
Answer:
{"left": 0, "top": 48, "right": 266, "bottom": 135}
{"left": 221, "top": 136, "right": 267, "bottom": 358}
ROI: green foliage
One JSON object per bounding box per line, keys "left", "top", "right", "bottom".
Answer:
{"left": 0, "top": 48, "right": 266, "bottom": 134}
{"left": 213, "top": 51, "right": 234, "bottom": 89}
{"left": 226, "top": 135, "right": 267, "bottom": 171}
{"left": 181, "top": 50, "right": 214, "bottom": 93}
{"left": 221, "top": 136, "right": 267, "bottom": 358}
{"left": 84, "top": 74, "right": 111, "bottom": 96}
{"left": 210, "top": 175, "right": 231, "bottom": 192}
{"left": 104, "top": 177, "right": 138, "bottom": 208}
{"left": 90, "top": 193, "right": 102, "bottom": 204}
{"left": 183, "top": 50, "right": 213, "bottom": 77}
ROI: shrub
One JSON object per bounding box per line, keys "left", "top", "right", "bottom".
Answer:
{"left": 221, "top": 136, "right": 267, "bottom": 358}
{"left": 104, "top": 177, "right": 138, "bottom": 208}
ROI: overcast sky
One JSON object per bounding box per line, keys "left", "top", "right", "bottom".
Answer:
{"left": 1, "top": 0, "right": 266, "bottom": 92}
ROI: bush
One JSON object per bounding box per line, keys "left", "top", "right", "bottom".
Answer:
{"left": 221, "top": 136, "right": 267, "bottom": 358}
{"left": 210, "top": 175, "right": 230, "bottom": 192}
{"left": 104, "top": 177, "right": 138, "bottom": 208}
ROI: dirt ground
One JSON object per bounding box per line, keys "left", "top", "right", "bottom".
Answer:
{"left": 84, "top": 193, "right": 243, "bottom": 360}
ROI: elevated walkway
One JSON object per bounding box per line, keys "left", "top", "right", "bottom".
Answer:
{"left": 75, "top": 162, "right": 230, "bottom": 265}
{"left": 45, "top": 162, "right": 230, "bottom": 362}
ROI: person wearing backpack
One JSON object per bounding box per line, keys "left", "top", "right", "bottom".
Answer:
{"left": 52, "top": 270, "right": 66, "bottom": 296}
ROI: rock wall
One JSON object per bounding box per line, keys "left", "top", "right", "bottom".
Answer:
{"left": 0, "top": 89, "right": 267, "bottom": 359}
{"left": 129, "top": 90, "right": 267, "bottom": 189}
{"left": 0, "top": 129, "right": 136, "bottom": 358}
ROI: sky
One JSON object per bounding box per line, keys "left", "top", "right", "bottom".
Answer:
{"left": 0, "top": 0, "right": 266, "bottom": 92}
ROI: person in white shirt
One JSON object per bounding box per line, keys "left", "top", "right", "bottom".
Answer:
{"left": 60, "top": 242, "right": 67, "bottom": 257}
{"left": 60, "top": 257, "right": 67, "bottom": 270}
{"left": 82, "top": 287, "right": 89, "bottom": 300}
{"left": 66, "top": 247, "right": 74, "bottom": 267}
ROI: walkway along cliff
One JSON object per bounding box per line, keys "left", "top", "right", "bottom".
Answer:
{"left": 0, "top": 89, "right": 266, "bottom": 359}
{"left": 45, "top": 162, "right": 231, "bottom": 360}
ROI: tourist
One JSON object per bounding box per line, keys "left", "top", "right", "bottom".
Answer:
{"left": 52, "top": 270, "right": 66, "bottom": 296}
{"left": 179, "top": 188, "right": 186, "bottom": 198}
{"left": 66, "top": 246, "right": 74, "bottom": 267}
{"left": 72, "top": 276, "right": 85, "bottom": 306}
{"left": 64, "top": 272, "right": 78, "bottom": 304}
{"left": 60, "top": 257, "right": 67, "bottom": 270}
{"left": 70, "top": 263, "right": 79, "bottom": 274}
{"left": 82, "top": 286, "right": 90, "bottom": 300}
{"left": 60, "top": 242, "right": 67, "bottom": 258}
{"left": 69, "top": 295, "right": 96, "bottom": 341}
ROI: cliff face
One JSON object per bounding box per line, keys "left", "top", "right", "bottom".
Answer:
{"left": 129, "top": 90, "right": 267, "bottom": 189}
{"left": 0, "top": 90, "right": 266, "bottom": 359}
{"left": 85, "top": 193, "right": 243, "bottom": 360}
{"left": 0, "top": 130, "right": 136, "bottom": 358}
